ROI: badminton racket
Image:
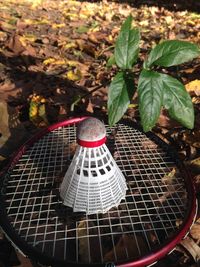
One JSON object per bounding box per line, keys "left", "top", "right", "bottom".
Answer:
{"left": 0, "top": 117, "right": 197, "bottom": 267}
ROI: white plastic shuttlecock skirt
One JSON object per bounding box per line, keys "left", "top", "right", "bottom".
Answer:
{"left": 60, "top": 143, "right": 127, "bottom": 214}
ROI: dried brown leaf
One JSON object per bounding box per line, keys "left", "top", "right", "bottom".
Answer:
{"left": 186, "top": 80, "right": 200, "bottom": 96}
{"left": 6, "top": 34, "right": 25, "bottom": 55}
{"left": 78, "top": 220, "right": 101, "bottom": 263}
{"left": 183, "top": 131, "right": 200, "bottom": 148}
{"left": 76, "top": 39, "right": 96, "bottom": 57}
{"left": 78, "top": 220, "right": 90, "bottom": 263}
{"left": 190, "top": 218, "right": 200, "bottom": 240}
{"left": 161, "top": 168, "right": 176, "bottom": 185}
{"left": 0, "top": 101, "right": 10, "bottom": 146}
{"left": 188, "top": 157, "right": 200, "bottom": 172}
{"left": 104, "top": 234, "right": 149, "bottom": 261}
{"left": 192, "top": 97, "right": 200, "bottom": 104}
{"left": 86, "top": 99, "right": 94, "bottom": 114}
{"left": 157, "top": 110, "right": 180, "bottom": 129}
{"left": 180, "top": 237, "right": 200, "bottom": 262}
{"left": 88, "top": 31, "right": 110, "bottom": 45}
{"left": 193, "top": 175, "right": 200, "bottom": 192}
{"left": 0, "top": 31, "right": 8, "bottom": 42}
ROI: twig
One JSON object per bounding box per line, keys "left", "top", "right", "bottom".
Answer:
{"left": 70, "top": 83, "right": 108, "bottom": 111}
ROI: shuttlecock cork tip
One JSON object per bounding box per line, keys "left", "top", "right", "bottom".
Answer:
{"left": 77, "top": 117, "right": 106, "bottom": 148}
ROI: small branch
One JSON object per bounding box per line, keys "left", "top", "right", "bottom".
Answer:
{"left": 70, "top": 83, "right": 108, "bottom": 112}
{"left": 81, "top": 83, "right": 107, "bottom": 99}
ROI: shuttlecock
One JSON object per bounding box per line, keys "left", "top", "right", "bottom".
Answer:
{"left": 60, "top": 117, "right": 127, "bottom": 214}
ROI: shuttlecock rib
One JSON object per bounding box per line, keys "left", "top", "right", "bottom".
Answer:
{"left": 60, "top": 118, "right": 127, "bottom": 214}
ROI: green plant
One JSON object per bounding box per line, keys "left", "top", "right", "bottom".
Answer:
{"left": 108, "top": 15, "right": 200, "bottom": 132}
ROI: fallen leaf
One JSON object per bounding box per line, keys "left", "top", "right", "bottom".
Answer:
{"left": 76, "top": 25, "right": 90, "bottom": 34}
{"left": 86, "top": 99, "right": 94, "bottom": 113}
{"left": 38, "top": 104, "right": 48, "bottom": 125}
{"left": 180, "top": 237, "right": 200, "bottom": 262}
{"left": 192, "top": 97, "right": 200, "bottom": 104}
{"left": 157, "top": 110, "right": 180, "bottom": 129}
{"left": 6, "top": 34, "right": 25, "bottom": 55}
{"left": 67, "top": 60, "right": 79, "bottom": 67}
{"left": 0, "top": 31, "right": 8, "bottom": 42}
{"left": 23, "top": 18, "right": 36, "bottom": 25}
{"left": 76, "top": 39, "right": 96, "bottom": 57}
{"left": 63, "top": 12, "right": 79, "bottom": 20}
{"left": 0, "top": 21, "right": 16, "bottom": 31}
{"left": 36, "top": 18, "right": 50, "bottom": 25}
{"left": 183, "top": 131, "right": 200, "bottom": 148}
{"left": 65, "top": 69, "right": 82, "bottom": 81}
{"left": 0, "top": 82, "right": 17, "bottom": 101}
{"left": 52, "top": 23, "right": 65, "bottom": 29}
{"left": 139, "top": 20, "right": 149, "bottom": 27}
{"left": 43, "top": 58, "right": 56, "bottom": 65}
{"left": 28, "top": 0, "right": 43, "bottom": 9}
{"left": 29, "top": 100, "right": 39, "bottom": 121}
{"left": 8, "top": 18, "right": 18, "bottom": 26}
{"left": 185, "top": 80, "right": 200, "bottom": 96}
{"left": 0, "top": 101, "right": 11, "bottom": 146}
{"left": 193, "top": 175, "right": 200, "bottom": 192}
{"left": 41, "top": 37, "right": 49, "bottom": 44}
{"left": 22, "top": 44, "right": 37, "bottom": 57}
{"left": 79, "top": 8, "right": 94, "bottom": 20}
{"left": 23, "top": 18, "right": 49, "bottom": 25}
{"left": 88, "top": 33, "right": 100, "bottom": 44}
{"left": 186, "top": 20, "right": 196, "bottom": 26}
{"left": 128, "top": 103, "right": 138, "bottom": 108}
{"left": 63, "top": 42, "right": 77, "bottom": 50}
{"left": 165, "top": 16, "right": 173, "bottom": 25}
{"left": 43, "top": 58, "right": 66, "bottom": 65}
{"left": 78, "top": 220, "right": 91, "bottom": 263}
{"left": 187, "top": 157, "right": 200, "bottom": 173}
{"left": 104, "top": 234, "right": 149, "bottom": 261}
{"left": 161, "top": 168, "right": 176, "bottom": 184}
{"left": 19, "top": 34, "right": 37, "bottom": 46}
{"left": 190, "top": 218, "right": 200, "bottom": 240}
{"left": 0, "top": 155, "right": 6, "bottom": 161}
{"left": 29, "top": 95, "right": 48, "bottom": 126}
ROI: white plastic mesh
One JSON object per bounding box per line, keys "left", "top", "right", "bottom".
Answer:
{"left": 60, "top": 144, "right": 127, "bottom": 214}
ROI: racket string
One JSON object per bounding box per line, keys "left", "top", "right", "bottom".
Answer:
{"left": 3, "top": 123, "right": 189, "bottom": 263}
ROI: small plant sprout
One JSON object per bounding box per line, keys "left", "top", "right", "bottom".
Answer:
{"left": 108, "top": 15, "right": 200, "bottom": 132}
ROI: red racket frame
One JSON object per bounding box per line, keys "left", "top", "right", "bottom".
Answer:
{"left": 0, "top": 117, "right": 197, "bottom": 267}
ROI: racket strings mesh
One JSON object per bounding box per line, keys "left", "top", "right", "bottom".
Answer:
{"left": 3, "top": 124, "right": 188, "bottom": 264}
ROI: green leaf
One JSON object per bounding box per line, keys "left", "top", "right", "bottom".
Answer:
{"left": 161, "top": 74, "right": 194, "bottom": 129}
{"left": 114, "top": 15, "right": 140, "bottom": 69}
{"left": 38, "top": 104, "right": 48, "bottom": 124}
{"left": 76, "top": 25, "right": 90, "bottom": 33}
{"left": 108, "top": 72, "right": 135, "bottom": 126}
{"left": 138, "top": 70, "right": 163, "bottom": 132}
{"left": 145, "top": 40, "right": 200, "bottom": 68}
{"left": 106, "top": 54, "right": 116, "bottom": 67}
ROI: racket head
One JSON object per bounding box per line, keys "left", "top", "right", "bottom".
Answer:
{"left": 0, "top": 117, "right": 197, "bottom": 267}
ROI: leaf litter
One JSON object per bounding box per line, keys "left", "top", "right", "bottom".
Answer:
{"left": 0, "top": 0, "right": 200, "bottom": 266}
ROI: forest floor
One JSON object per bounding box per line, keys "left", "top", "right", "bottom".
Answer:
{"left": 0, "top": 0, "right": 200, "bottom": 266}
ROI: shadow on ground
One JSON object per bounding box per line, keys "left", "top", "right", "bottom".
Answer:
{"left": 80, "top": 0, "right": 200, "bottom": 12}
{"left": 0, "top": 52, "right": 93, "bottom": 168}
